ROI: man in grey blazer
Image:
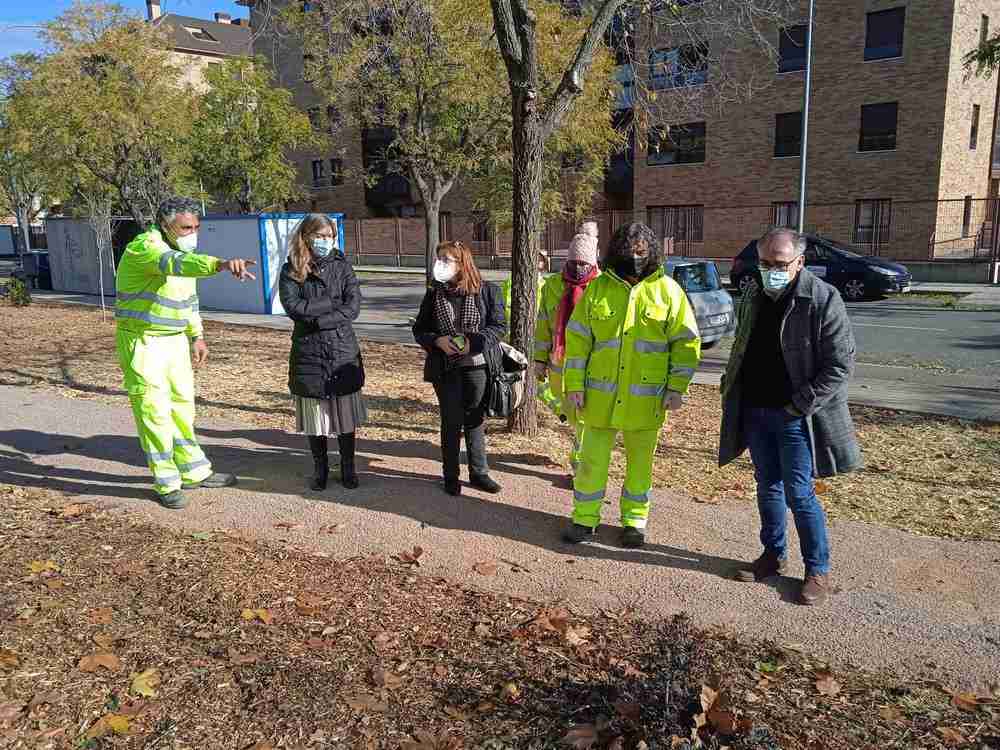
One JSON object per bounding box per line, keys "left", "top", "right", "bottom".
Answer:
{"left": 719, "top": 228, "right": 861, "bottom": 606}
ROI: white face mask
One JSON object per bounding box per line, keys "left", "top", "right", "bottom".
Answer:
{"left": 176, "top": 233, "right": 198, "bottom": 253}
{"left": 311, "top": 237, "right": 335, "bottom": 257}
{"left": 433, "top": 259, "right": 457, "bottom": 283}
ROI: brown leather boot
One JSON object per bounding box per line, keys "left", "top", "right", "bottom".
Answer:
{"left": 735, "top": 549, "right": 787, "bottom": 582}
{"left": 799, "top": 574, "right": 830, "bottom": 606}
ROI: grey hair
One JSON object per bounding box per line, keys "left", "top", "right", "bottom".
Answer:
{"left": 156, "top": 196, "right": 202, "bottom": 228}
{"left": 761, "top": 227, "right": 807, "bottom": 256}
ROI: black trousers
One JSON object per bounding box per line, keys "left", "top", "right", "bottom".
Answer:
{"left": 432, "top": 367, "right": 489, "bottom": 481}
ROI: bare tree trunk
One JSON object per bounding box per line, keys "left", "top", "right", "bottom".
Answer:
{"left": 15, "top": 204, "right": 32, "bottom": 258}
{"left": 424, "top": 199, "right": 441, "bottom": 286}
{"left": 507, "top": 106, "right": 544, "bottom": 436}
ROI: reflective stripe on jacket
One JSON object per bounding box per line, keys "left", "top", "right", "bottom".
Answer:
{"left": 563, "top": 267, "right": 701, "bottom": 430}
{"left": 115, "top": 227, "right": 220, "bottom": 338}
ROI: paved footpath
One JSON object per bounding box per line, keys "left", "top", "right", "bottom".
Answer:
{"left": 1, "top": 384, "right": 998, "bottom": 691}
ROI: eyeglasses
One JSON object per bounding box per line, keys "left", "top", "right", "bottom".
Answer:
{"left": 759, "top": 254, "right": 803, "bottom": 272}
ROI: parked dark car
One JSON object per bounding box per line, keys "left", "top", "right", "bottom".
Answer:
{"left": 731, "top": 235, "right": 911, "bottom": 301}
{"left": 663, "top": 258, "right": 736, "bottom": 349}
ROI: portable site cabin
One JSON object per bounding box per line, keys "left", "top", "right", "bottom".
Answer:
{"left": 44, "top": 213, "right": 345, "bottom": 314}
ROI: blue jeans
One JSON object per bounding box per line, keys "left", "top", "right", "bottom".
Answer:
{"left": 745, "top": 407, "right": 831, "bottom": 576}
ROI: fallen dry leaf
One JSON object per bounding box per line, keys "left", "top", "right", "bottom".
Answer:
{"left": 878, "top": 705, "right": 903, "bottom": 721}
{"left": 84, "top": 713, "right": 130, "bottom": 739}
{"left": 564, "top": 624, "right": 591, "bottom": 647}
{"left": 28, "top": 692, "right": 61, "bottom": 711}
{"left": 78, "top": 653, "right": 122, "bottom": 673}
{"left": 700, "top": 684, "right": 719, "bottom": 713}
{"left": 814, "top": 480, "right": 832, "bottom": 495}
{"left": 130, "top": 668, "right": 161, "bottom": 698}
{"left": 58, "top": 502, "right": 95, "bottom": 518}
{"left": 273, "top": 521, "right": 302, "bottom": 530}
{"left": 241, "top": 608, "right": 273, "bottom": 625}
{"left": 500, "top": 682, "right": 521, "bottom": 702}
{"left": 42, "top": 578, "right": 65, "bottom": 591}
{"left": 614, "top": 700, "right": 641, "bottom": 722}
{"left": 937, "top": 726, "right": 968, "bottom": 746}
{"left": 228, "top": 648, "right": 259, "bottom": 666}
{"left": 193, "top": 630, "right": 213, "bottom": 640}
{"left": 372, "top": 667, "right": 404, "bottom": 690}
{"left": 473, "top": 622, "right": 491, "bottom": 638}
{"left": 344, "top": 693, "right": 388, "bottom": 713}
{"left": 92, "top": 633, "right": 115, "bottom": 650}
{"left": 443, "top": 705, "right": 468, "bottom": 721}
{"left": 396, "top": 546, "right": 424, "bottom": 566}
{"left": 28, "top": 559, "right": 60, "bottom": 574}
{"left": 88, "top": 607, "right": 113, "bottom": 625}
{"left": 707, "top": 709, "right": 738, "bottom": 735}
{"left": 473, "top": 561, "right": 498, "bottom": 576}
{"left": 815, "top": 673, "right": 841, "bottom": 697}
{"left": 0, "top": 649, "right": 19, "bottom": 670}
{"left": 950, "top": 692, "right": 981, "bottom": 712}
{"left": 0, "top": 702, "right": 24, "bottom": 723}
{"left": 562, "top": 724, "right": 599, "bottom": 750}
{"left": 321, "top": 626, "right": 337, "bottom": 637}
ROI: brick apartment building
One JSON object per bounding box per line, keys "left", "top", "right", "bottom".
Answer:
{"left": 635, "top": 0, "right": 1000, "bottom": 260}
{"left": 244, "top": 0, "right": 1000, "bottom": 262}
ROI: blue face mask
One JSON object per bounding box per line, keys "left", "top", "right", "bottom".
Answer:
{"left": 761, "top": 269, "right": 791, "bottom": 298}
{"left": 311, "top": 237, "right": 335, "bottom": 257}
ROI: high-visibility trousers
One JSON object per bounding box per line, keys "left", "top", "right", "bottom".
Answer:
{"left": 571, "top": 426, "right": 659, "bottom": 530}
{"left": 116, "top": 330, "right": 213, "bottom": 495}
{"left": 549, "top": 367, "right": 584, "bottom": 473}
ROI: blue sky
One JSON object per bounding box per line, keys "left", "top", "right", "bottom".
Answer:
{"left": 0, "top": 0, "right": 250, "bottom": 58}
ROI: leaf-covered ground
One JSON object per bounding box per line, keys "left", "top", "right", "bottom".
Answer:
{"left": 1, "top": 304, "right": 998, "bottom": 542}
{"left": 2, "top": 483, "right": 998, "bottom": 749}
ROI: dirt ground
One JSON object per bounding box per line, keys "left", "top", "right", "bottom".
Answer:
{"left": 0, "top": 304, "right": 997, "bottom": 543}
{"left": 2, "top": 483, "right": 998, "bottom": 749}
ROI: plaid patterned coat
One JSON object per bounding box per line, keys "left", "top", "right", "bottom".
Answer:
{"left": 718, "top": 269, "right": 862, "bottom": 478}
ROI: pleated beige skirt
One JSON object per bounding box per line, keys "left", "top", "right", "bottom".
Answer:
{"left": 294, "top": 392, "right": 368, "bottom": 436}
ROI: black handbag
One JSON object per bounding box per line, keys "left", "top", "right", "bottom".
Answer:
{"left": 485, "top": 343, "right": 528, "bottom": 418}
{"left": 326, "top": 354, "right": 365, "bottom": 397}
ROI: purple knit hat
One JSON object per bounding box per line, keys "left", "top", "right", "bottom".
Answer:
{"left": 567, "top": 233, "right": 598, "bottom": 266}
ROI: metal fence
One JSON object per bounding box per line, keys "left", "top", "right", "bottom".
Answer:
{"left": 343, "top": 199, "right": 1000, "bottom": 267}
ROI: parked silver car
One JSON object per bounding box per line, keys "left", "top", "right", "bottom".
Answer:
{"left": 662, "top": 258, "right": 736, "bottom": 349}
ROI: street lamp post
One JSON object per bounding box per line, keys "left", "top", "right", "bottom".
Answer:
{"left": 797, "top": 0, "right": 815, "bottom": 234}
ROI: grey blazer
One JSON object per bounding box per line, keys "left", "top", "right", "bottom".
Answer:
{"left": 718, "top": 269, "right": 862, "bottom": 478}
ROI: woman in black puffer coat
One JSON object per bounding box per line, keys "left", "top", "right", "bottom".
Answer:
{"left": 278, "top": 213, "right": 365, "bottom": 490}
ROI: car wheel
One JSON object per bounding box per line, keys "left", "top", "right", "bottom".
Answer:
{"left": 701, "top": 338, "right": 718, "bottom": 350}
{"left": 843, "top": 278, "right": 867, "bottom": 301}
{"left": 737, "top": 274, "right": 754, "bottom": 294}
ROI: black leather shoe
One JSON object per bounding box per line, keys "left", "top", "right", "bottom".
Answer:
{"left": 158, "top": 490, "right": 188, "bottom": 510}
{"left": 469, "top": 473, "right": 501, "bottom": 494}
{"left": 621, "top": 526, "right": 645, "bottom": 549}
{"left": 444, "top": 478, "right": 461, "bottom": 496}
{"left": 562, "top": 522, "right": 595, "bottom": 544}
{"left": 182, "top": 472, "right": 236, "bottom": 490}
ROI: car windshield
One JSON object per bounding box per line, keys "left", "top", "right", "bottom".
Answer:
{"left": 672, "top": 262, "right": 721, "bottom": 292}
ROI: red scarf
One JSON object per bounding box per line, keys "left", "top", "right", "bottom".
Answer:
{"left": 552, "top": 265, "right": 599, "bottom": 363}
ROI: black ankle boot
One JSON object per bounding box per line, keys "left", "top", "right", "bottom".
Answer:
{"left": 338, "top": 432, "right": 359, "bottom": 489}
{"left": 307, "top": 436, "right": 329, "bottom": 491}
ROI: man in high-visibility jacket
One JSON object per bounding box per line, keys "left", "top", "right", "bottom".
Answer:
{"left": 501, "top": 248, "right": 561, "bottom": 414}
{"left": 116, "top": 196, "right": 257, "bottom": 509}
{"left": 563, "top": 222, "right": 701, "bottom": 548}
{"left": 534, "top": 230, "right": 600, "bottom": 477}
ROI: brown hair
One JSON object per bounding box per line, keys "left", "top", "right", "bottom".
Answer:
{"left": 437, "top": 241, "right": 482, "bottom": 295}
{"left": 288, "top": 213, "right": 337, "bottom": 283}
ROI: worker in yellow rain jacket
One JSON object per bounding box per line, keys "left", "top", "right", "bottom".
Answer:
{"left": 562, "top": 222, "right": 701, "bottom": 548}
{"left": 115, "top": 196, "right": 257, "bottom": 509}
{"left": 534, "top": 230, "right": 601, "bottom": 479}
{"left": 501, "top": 247, "right": 561, "bottom": 415}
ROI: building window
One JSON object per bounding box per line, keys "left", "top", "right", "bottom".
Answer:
{"left": 311, "top": 159, "right": 325, "bottom": 186}
{"left": 971, "top": 104, "right": 981, "bottom": 150}
{"left": 329, "top": 158, "right": 343, "bottom": 186}
{"left": 864, "top": 8, "right": 905, "bottom": 61}
{"left": 772, "top": 201, "right": 799, "bottom": 228}
{"left": 647, "top": 206, "right": 704, "bottom": 242}
{"left": 649, "top": 43, "right": 708, "bottom": 90}
{"left": 778, "top": 25, "right": 807, "bottom": 73}
{"left": 854, "top": 199, "right": 892, "bottom": 245}
{"left": 647, "top": 122, "right": 706, "bottom": 166}
{"left": 982, "top": 15, "right": 990, "bottom": 47}
{"left": 473, "top": 217, "right": 491, "bottom": 243}
{"left": 962, "top": 195, "right": 974, "bottom": 238}
{"left": 774, "top": 111, "right": 802, "bottom": 157}
{"left": 859, "top": 102, "right": 898, "bottom": 152}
